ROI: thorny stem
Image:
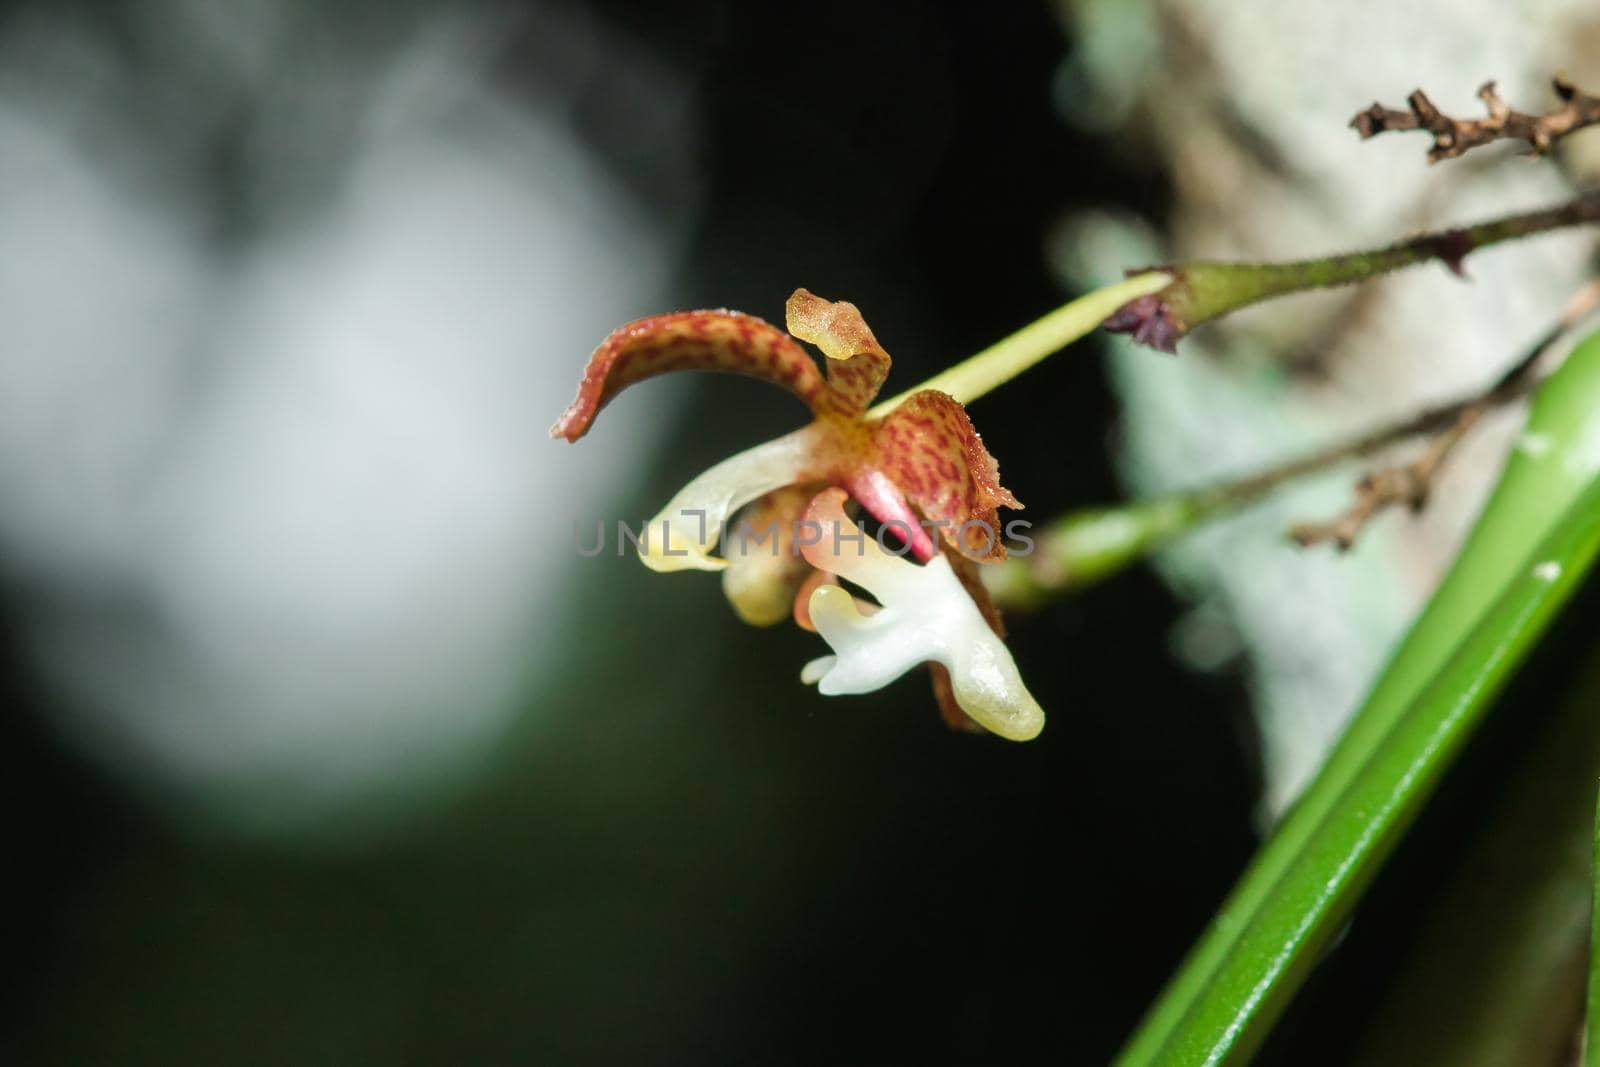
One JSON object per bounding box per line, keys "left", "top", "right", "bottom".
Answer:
{"left": 869, "top": 271, "right": 1171, "bottom": 416}
{"left": 1104, "top": 192, "right": 1600, "bottom": 352}
{"left": 985, "top": 280, "right": 1600, "bottom": 609}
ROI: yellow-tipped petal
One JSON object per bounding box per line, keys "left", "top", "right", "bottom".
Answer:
{"left": 637, "top": 512, "right": 730, "bottom": 573}
{"left": 944, "top": 638, "right": 1045, "bottom": 742}
{"left": 785, "top": 289, "right": 892, "bottom": 415}
{"left": 800, "top": 656, "right": 835, "bottom": 685}
{"left": 636, "top": 426, "right": 822, "bottom": 574}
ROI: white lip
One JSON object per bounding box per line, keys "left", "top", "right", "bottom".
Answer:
{"left": 798, "top": 495, "right": 1045, "bottom": 742}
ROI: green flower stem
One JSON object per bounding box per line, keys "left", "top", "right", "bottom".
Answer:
{"left": 1186, "top": 196, "right": 1591, "bottom": 312}
{"left": 1111, "top": 192, "right": 1600, "bottom": 350}
{"left": 868, "top": 271, "right": 1172, "bottom": 415}
{"left": 1114, "top": 327, "right": 1600, "bottom": 1067}
{"left": 985, "top": 378, "right": 1517, "bottom": 607}
{"left": 874, "top": 196, "right": 1599, "bottom": 412}
{"left": 983, "top": 496, "right": 1213, "bottom": 609}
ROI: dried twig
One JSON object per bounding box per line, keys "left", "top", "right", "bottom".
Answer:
{"left": 1353, "top": 78, "right": 1600, "bottom": 162}
{"left": 1290, "top": 278, "right": 1600, "bottom": 550}
{"left": 1288, "top": 409, "right": 1483, "bottom": 549}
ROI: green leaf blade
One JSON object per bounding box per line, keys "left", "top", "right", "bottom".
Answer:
{"left": 1116, "top": 328, "right": 1600, "bottom": 1067}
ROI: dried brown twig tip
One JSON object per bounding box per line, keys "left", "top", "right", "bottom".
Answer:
{"left": 1352, "top": 77, "right": 1600, "bottom": 161}
{"left": 1289, "top": 410, "right": 1482, "bottom": 551}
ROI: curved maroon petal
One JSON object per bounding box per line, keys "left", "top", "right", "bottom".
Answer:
{"left": 871, "top": 389, "right": 1022, "bottom": 561}
{"left": 785, "top": 289, "right": 892, "bottom": 416}
{"left": 551, "top": 309, "right": 828, "bottom": 442}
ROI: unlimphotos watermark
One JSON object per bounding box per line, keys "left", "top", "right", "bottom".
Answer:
{"left": 573, "top": 511, "right": 1035, "bottom": 558}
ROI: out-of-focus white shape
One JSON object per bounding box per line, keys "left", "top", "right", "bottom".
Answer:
{"left": 798, "top": 490, "right": 1044, "bottom": 741}
{"left": 0, "top": 9, "right": 697, "bottom": 832}
{"left": 0, "top": 106, "right": 204, "bottom": 588}
{"left": 1055, "top": 0, "right": 1161, "bottom": 132}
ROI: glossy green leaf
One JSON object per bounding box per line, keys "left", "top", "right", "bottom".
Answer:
{"left": 1347, "top": 645, "right": 1600, "bottom": 1067}
{"left": 1115, "top": 328, "right": 1600, "bottom": 1067}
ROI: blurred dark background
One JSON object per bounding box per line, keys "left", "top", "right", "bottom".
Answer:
{"left": 0, "top": 0, "right": 1301, "bottom": 1062}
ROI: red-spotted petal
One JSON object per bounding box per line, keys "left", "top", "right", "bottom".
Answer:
{"left": 871, "top": 389, "right": 1022, "bottom": 561}
{"left": 785, "top": 289, "right": 892, "bottom": 416}
{"left": 551, "top": 309, "right": 828, "bottom": 442}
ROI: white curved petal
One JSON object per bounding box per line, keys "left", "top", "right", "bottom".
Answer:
{"left": 799, "top": 655, "right": 836, "bottom": 685}
{"left": 638, "top": 426, "right": 818, "bottom": 573}
{"left": 800, "top": 502, "right": 1044, "bottom": 741}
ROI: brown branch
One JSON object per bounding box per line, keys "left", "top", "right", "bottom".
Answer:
{"left": 1353, "top": 78, "right": 1600, "bottom": 162}
{"left": 1290, "top": 278, "right": 1600, "bottom": 550}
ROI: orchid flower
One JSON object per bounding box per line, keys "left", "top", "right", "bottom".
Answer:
{"left": 551, "top": 289, "right": 1044, "bottom": 740}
